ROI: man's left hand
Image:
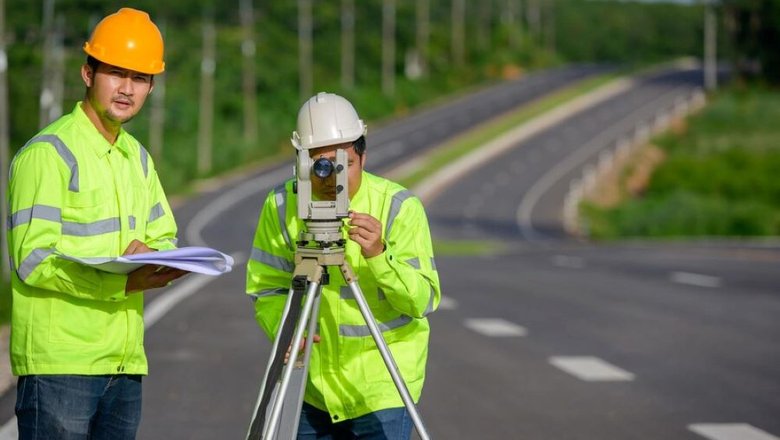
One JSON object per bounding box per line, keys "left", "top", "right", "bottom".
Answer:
{"left": 347, "top": 211, "right": 384, "bottom": 258}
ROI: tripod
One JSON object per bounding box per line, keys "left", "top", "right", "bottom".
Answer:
{"left": 246, "top": 226, "right": 431, "bottom": 440}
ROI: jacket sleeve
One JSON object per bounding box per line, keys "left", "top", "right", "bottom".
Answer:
{"left": 246, "top": 187, "right": 296, "bottom": 340}
{"left": 143, "top": 150, "right": 178, "bottom": 251}
{"left": 8, "top": 145, "right": 128, "bottom": 302}
{"left": 365, "top": 196, "right": 441, "bottom": 318}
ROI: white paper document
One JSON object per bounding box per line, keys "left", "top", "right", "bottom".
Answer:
{"left": 57, "top": 246, "right": 234, "bottom": 275}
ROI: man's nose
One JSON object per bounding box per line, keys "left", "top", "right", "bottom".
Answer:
{"left": 117, "top": 76, "right": 134, "bottom": 95}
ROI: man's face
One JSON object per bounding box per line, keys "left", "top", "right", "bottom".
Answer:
{"left": 82, "top": 62, "right": 153, "bottom": 126}
{"left": 309, "top": 142, "right": 364, "bottom": 200}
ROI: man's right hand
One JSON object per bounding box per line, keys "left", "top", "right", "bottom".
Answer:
{"left": 122, "top": 239, "right": 189, "bottom": 294}
{"left": 126, "top": 265, "right": 188, "bottom": 294}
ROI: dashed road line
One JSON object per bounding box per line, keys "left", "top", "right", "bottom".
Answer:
{"left": 465, "top": 318, "right": 527, "bottom": 337}
{"left": 549, "top": 356, "right": 635, "bottom": 381}
{"left": 437, "top": 296, "right": 458, "bottom": 310}
{"left": 552, "top": 254, "right": 585, "bottom": 269}
{"left": 670, "top": 271, "right": 722, "bottom": 288}
{"left": 689, "top": 423, "right": 780, "bottom": 440}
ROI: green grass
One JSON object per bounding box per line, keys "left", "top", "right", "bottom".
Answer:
{"left": 433, "top": 239, "right": 510, "bottom": 257}
{"left": 396, "top": 73, "right": 621, "bottom": 188}
{"left": 582, "top": 86, "right": 780, "bottom": 239}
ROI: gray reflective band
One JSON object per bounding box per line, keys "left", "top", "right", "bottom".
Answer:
{"left": 129, "top": 215, "right": 136, "bottom": 230}
{"left": 406, "top": 257, "right": 420, "bottom": 270}
{"left": 139, "top": 146, "right": 149, "bottom": 178}
{"left": 431, "top": 257, "right": 437, "bottom": 271}
{"left": 340, "top": 315, "right": 413, "bottom": 337}
{"left": 62, "top": 217, "right": 121, "bottom": 236}
{"left": 273, "top": 184, "right": 292, "bottom": 249}
{"left": 148, "top": 203, "right": 165, "bottom": 222}
{"left": 250, "top": 247, "right": 294, "bottom": 273}
{"left": 9, "top": 205, "right": 61, "bottom": 229}
{"left": 385, "top": 190, "right": 413, "bottom": 238}
{"left": 16, "top": 134, "right": 79, "bottom": 192}
{"left": 17, "top": 248, "right": 55, "bottom": 281}
{"left": 423, "top": 286, "right": 436, "bottom": 316}
{"left": 249, "top": 287, "right": 289, "bottom": 300}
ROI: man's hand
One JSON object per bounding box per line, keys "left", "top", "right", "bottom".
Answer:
{"left": 347, "top": 211, "right": 384, "bottom": 258}
{"left": 123, "top": 239, "right": 189, "bottom": 294}
{"left": 123, "top": 239, "right": 154, "bottom": 255}
{"left": 285, "top": 334, "right": 321, "bottom": 364}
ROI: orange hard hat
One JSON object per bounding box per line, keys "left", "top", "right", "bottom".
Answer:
{"left": 83, "top": 8, "right": 165, "bottom": 74}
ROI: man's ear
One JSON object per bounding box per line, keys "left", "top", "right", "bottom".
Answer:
{"left": 81, "top": 64, "right": 93, "bottom": 87}
{"left": 149, "top": 77, "right": 155, "bottom": 95}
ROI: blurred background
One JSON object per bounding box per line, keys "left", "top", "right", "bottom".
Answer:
{"left": 1, "top": 1, "right": 779, "bottom": 439}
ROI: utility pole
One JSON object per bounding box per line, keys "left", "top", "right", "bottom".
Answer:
{"left": 477, "top": 0, "right": 493, "bottom": 53}
{"left": 704, "top": 0, "right": 717, "bottom": 91}
{"left": 527, "top": 0, "right": 541, "bottom": 45}
{"left": 341, "top": 0, "right": 355, "bottom": 89}
{"left": 544, "top": 0, "right": 555, "bottom": 53}
{"left": 240, "top": 0, "right": 258, "bottom": 145}
{"left": 382, "top": 0, "right": 396, "bottom": 96}
{"left": 451, "top": 0, "right": 465, "bottom": 68}
{"left": 39, "top": 0, "right": 64, "bottom": 128}
{"left": 149, "top": 20, "right": 166, "bottom": 163}
{"left": 415, "top": 0, "right": 429, "bottom": 78}
{"left": 503, "top": 0, "right": 520, "bottom": 52}
{"left": 299, "top": 0, "right": 313, "bottom": 102}
{"left": 0, "top": 0, "right": 10, "bottom": 283}
{"left": 197, "top": 13, "right": 216, "bottom": 176}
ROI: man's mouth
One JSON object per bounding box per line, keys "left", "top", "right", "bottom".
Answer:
{"left": 113, "top": 97, "right": 134, "bottom": 108}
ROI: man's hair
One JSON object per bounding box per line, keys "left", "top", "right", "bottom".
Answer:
{"left": 353, "top": 136, "right": 366, "bottom": 157}
{"left": 86, "top": 55, "right": 101, "bottom": 73}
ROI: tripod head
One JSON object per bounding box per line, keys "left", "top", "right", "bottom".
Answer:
{"left": 294, "top": 147, "right": 349, "bottom": 250}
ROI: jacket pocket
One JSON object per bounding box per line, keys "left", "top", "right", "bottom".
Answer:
{"left": 47, "top": 296, "right": 110, "bottom": 345}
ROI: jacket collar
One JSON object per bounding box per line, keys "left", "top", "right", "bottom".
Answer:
{"left": 74, "top": 102, "right": 130, "bottom": 158}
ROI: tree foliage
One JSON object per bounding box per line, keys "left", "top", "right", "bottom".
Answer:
{"left": 5, "top": 0, "right": 707, "bottom": 192}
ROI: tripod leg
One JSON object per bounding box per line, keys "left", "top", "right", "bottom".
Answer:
{"left": 263, "top": 265, "right": 324, "bottom": 439}
{"left": 246, "top": 285, "right": 298, "bottom": 440}
{"left": 340, "top": 263, "right": 432, "bottom": 440}
{"left": 246, "top": 263, "right": 324, "bottom": 440}
{"left": 276, "top": 286, "right": 322, "bottom": 439}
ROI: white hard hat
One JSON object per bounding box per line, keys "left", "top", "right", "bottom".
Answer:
{"left": 291, "top": 92, "right": 367, "bottom": 151}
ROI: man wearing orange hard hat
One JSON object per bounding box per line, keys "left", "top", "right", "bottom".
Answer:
{"left": 7, "top": 8, "right": 187, "bottom": 439}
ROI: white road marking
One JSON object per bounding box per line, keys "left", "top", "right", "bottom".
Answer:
{"left": 689, "top": 423, "right": 780, "bottom": 440}
{"left": 465, "top": 318, "right": 527, "bottom": 337}
{"left": 670, "top": 271, "right": 722, "bottom": 288}
{"left": 438, "top": 296, "right": 458, "bottom": 310}
{"left": 186, "top": 167, "right": 289, "bottom": 247}
{"left": 412, "top": 78, "right": 636, "bottom": 204}
{"left": 0, "top": 418, "right": 15, "bottom": 439}
{"left": 549, "top": 356, "right": 635, "bottom": 381}
{"left": 516, "top": 81, "right": 696, "bottom": 241}
{"left": 552, "top": 254, "right": 585, "bottom": 269}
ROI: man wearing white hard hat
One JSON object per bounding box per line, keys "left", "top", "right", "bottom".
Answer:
{"left": 247, "top": 92, "right": 441, "bottom": 439}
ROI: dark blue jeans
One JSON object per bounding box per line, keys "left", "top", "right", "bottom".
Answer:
{"left": 297, "top": 402, "right": 413, "bottom": 440}
{"left": 15, "top": 375, "right": 143, "bottom": 440}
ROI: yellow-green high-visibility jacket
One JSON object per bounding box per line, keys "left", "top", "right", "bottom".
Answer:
{"left": 246, "top": 171, "right": 441, "bottom": 422}
{"left": 7, "top": 102, "right": 178, "bottom": 376}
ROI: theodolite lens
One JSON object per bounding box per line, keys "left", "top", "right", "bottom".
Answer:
{"left": 312, "top": 157, "right": 335, "bottom": 179}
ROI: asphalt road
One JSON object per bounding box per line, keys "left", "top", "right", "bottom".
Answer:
{"left": 2, "top": 64, "right": 779, "bottom": 440}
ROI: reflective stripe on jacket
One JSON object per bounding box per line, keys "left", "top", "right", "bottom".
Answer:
{"left": 246, "top": 171, "right": 441, "bottom": 422}
{"left": 7, "top": 103, "right": 178, "bottom": 376}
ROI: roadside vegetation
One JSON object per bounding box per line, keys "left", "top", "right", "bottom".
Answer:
{"left": 581, "top": 86, "right": 780, "bottom": 239}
